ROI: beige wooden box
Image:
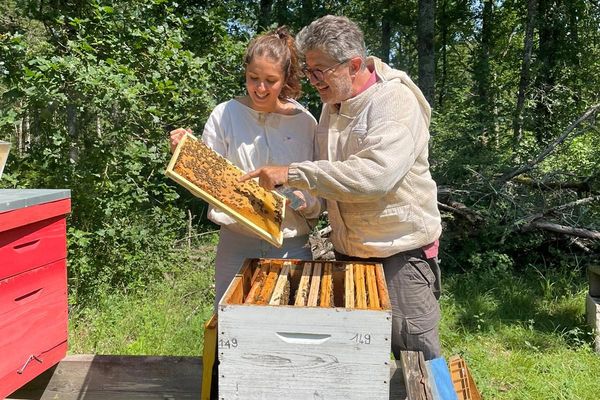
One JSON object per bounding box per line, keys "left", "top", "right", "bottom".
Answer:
{"left": 218, "top": 258, "right": 393, "bottom": 400}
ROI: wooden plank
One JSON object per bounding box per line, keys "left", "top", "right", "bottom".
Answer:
{"left": 241, "top": 258, "right": 257, "bottom": 298}
{"left": 306, "top": 262, "right": 322, "bottom": 306}
{"left": 286, "top": 261, "right": 303, "bottom": 297}
{"left": 200, "top": 314, "right": 217, "bottom": 400}
{"left": 165, "top": 133, "right": 286, "bottom": 247}
{"left": 365, "top": 264, "right": 380, "bottom": 309}
{"left": 354, "top": 264, "right": 367, "bottom": 309}
{"left": 345, "top": 263, "right": 355, "bottom": 309}
{"left": 255, "top": 263, "right": 281, "bottom": 305}
{"left": 250, "top": 260, "right": 263, "bottom": 284}
{"left": 9, "top": 355, "right": 408, "bottom": 400}
{"left": 223, "top": 275, "right": 244, "bottom": 305}
{"left": 375, "top": 263, "right": 391, "bottom": 310}
{"left": 244, "top": 262, "right": 271, "bottom": 304}
{"left": 294, "top": 262, "right": 313, "bottom": 306}
{"left": 8, "top": 355, "right": 203, "bottom": 400}
{"left": 0, "top": 198, "right": 71, "bottom": 234}
{"left": 400, "top": 351, "right": 433, "bottom": 400}
{"left": 269, "top": 262, "right": 291, "bottom": 305}
{"left": 319, "top": 262, "right": 333, "bottom": 307}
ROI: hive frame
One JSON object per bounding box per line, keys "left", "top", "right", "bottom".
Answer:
{"left": 165, "top": 133, "right": 286, "bottom": 247}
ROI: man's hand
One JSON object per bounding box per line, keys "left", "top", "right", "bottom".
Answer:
{"left": 169, "top": 127, "right": 192, "bottom": 153}
{"left": 239, "top": 166, "right": 289, "bottom": 190}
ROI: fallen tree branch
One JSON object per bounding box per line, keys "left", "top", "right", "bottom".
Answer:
{"left": 550, "top": 195, "right": 600, "bottom": 213}
{"left": 437, "top": 201, "right": 484, "bottom": 224}
{"left": 514, "top": 195, "right": 600, "bottom": 228}
{"left": 521, "top": 219, "right": 600, "bottom": 240}
{"left": 513, "top": 176, "right": 593, "bottom": 192}
{"left": 569, "top": 237, "right": 592, "bottom": 253}
{"left": 499, "top": 104, "right": 600, "bottom": 183}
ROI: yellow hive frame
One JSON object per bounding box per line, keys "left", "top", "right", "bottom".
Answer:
{"left": 165, "top": 133, "right": 286, "bottom": 247}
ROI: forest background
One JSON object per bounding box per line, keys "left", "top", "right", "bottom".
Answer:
{"left": 1, "top": 1, "right": 600, "bottom": 398}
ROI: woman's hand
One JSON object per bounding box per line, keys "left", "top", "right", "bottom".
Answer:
{"left": 169, "top": 127, "right": 192, "bottom": 153}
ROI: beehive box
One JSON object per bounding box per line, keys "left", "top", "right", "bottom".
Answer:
{"left": 165, "top": 133, "right": 286, "bottom": 247}
{"left": 218, "top": 258, "right": 393, "bottom": 400}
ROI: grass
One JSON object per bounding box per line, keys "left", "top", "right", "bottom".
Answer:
{"left": 68, "top": 236, "right": 217, "bottom": 356}
{"left": 68, "top": 239, "right": 600, "bottom": 399}
{"left": 441, "top": 264, "right": 600, "bottom": 399}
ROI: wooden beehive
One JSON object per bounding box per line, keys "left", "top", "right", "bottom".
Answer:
{"left": 165, "top": 133, "right": 286, "bottom": 247}
{"left": 218, "top": 258, "right": 393, "bottom": 400}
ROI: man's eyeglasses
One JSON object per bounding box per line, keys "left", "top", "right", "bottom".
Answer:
{"left": 302, "top": 59, "right": 350, "bottom": 82}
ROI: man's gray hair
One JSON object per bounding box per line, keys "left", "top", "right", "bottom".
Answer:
{"left": 296, "top": 15, "right": 366, "bottom": 63}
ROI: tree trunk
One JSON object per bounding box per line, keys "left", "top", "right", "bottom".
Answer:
{"left": 380, "top": 0, "right": 392, "bottom": 64}
{"left": 16, "top": 113, "right": 23, "bottom": 156}
{"left": 67, "top": 103, "right": 79, "bottom": 164}
{"left": 522, "top": 220, "right": 600, "bottom": 240}
{"left": 474, "top": 0, "right": 494, "bottom": 139}
{"left": 300, "top": 0, "right": 315, "bottom": 28}
{"left": 533, "top": 0, "right": 559, "bottom": 144}
{"left": 513, "top": 0, "right": 538, "bottom": 147}
{"left": 417, "top": 0, "right": 436, "bottom": 106}
{"left": 24, "top": 112, "right": 30, "bottom": 151}
{"left": 258, "top": 0, "right": 273, "bottom": 31}
{"left": 437, "top": 0, "right": 448, "bottom": 108}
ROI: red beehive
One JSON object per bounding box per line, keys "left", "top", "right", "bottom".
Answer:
{"left": 0, "top": 189, "right": 71, "bottom": 399}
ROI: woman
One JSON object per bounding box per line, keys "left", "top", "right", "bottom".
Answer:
{"left": 170, "top": 27, "right": 319, "bottom": 308}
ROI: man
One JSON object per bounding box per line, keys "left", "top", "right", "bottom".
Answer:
{"left": 240, "top": 15, "right": 443, "bottom": 360}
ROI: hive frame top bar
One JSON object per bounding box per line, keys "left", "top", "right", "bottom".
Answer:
{"left": 220, "top": 258, "right": 392, "bottom": 311}
{"left": 165, "top": 133, "right": 286, "bottom": 247}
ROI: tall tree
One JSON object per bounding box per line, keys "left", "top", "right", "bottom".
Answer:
{"left": 258, "top": 0, "right": 274, "bottom": 31}
{"left": 513, "top": 0, "right": 538, "bottom": 146}
{"left": 300, "top": 0, "right": 317, "bottom": 28}
{"left": 532, "top": 0, "right": 569, "bottom": 144}
{"left": 380, "top": 1, "right": 392, "bottom": 64}
{"left": 473, "top": 0, "right": 494, "bottom": 139}
{"left": 417, "top": 0, "right": 436, "bottom": 105}
{"left": 437, "top": 0, "right": 448, "bottom": 108}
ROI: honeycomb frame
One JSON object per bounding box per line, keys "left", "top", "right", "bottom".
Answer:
{"left": 165, "top": 133, "right": 286, "bottom": 247}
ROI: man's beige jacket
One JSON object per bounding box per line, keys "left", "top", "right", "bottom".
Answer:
{"left": 288, "top": 57, "right": 442, "bottom": 258}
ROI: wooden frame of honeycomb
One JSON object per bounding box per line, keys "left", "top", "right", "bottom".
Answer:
{"left": 165, "top": 133, "right": 286, "bottom": 247}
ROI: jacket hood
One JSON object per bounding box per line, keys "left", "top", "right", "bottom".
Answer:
{"left": 368, "top": 56, "right": 432, "bottom": 126}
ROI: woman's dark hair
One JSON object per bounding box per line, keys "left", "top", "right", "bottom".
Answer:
{"left": 244, "top": 26, "right": 302, "bottom": 100}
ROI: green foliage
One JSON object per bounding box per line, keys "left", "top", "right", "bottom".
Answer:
{"left": 0, "top": 0, "right": 247, "bottom": 305}
{"left": 1, "top": 0, "right": 599, "bottom": 320}
{"left": 69, "top": 236, "right": 216, "bottom": 354}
